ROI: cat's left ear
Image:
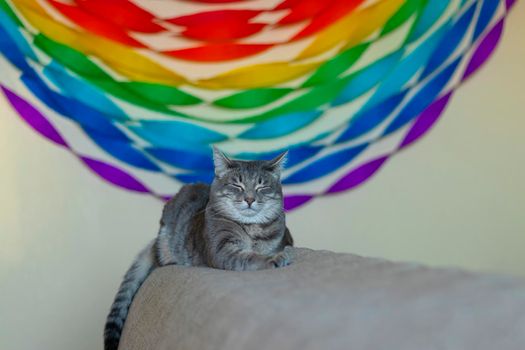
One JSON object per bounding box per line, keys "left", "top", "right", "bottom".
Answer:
{"left": 264, "top": 151, "right": 288, "bottom": 178}
{"left": 213, "top": 146, "right": 234, "bottom": 178}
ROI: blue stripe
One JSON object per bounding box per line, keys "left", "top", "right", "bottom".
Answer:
{"left": 175, "top": 171, "right": 214, "bottom": 184}
{"left": 366, "top": 20, "right": 451, "bottom": 108}
{"left": 407, "top": 0, "right": 450, "bottom": 43}
{"left": 337, "top": 91, "right": 408, "bottom": 143}
{"left": 146, "top": 147, "right": 214, "bottom": 171}
{"left": 332, "top": 51, "right": 403, "bottom": 107}
{"left": 0, "top": 10, "right": 37, "bottom": 61}
{"left": 239, "top": 110, "right": 322, "bottom": 139}
{"left": 473, "top": 0, "right": 499, "bottom": 41}
{"left": 129, "top": 121, "right": 227, "bottom": 149}
{"left": 282, "top": 144, "right": 368, "bottom": 184}
{"left": 43, "top": 61, "right": 128, "bottom": 121}
{"left": 90, "top": 134, "right": 161, "bottom": 171}
{"left": 21, "top": 74, "right": 129, "bottom": 140}
{"left": 420, "top": 2, "right": 477, "bottom": 79}
{"left": 383, "top": 57, "right": 460, "bottom": 135}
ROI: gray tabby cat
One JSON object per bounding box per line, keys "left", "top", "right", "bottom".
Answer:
{"left": 104, "top": 148, "right": 293, "bottom": 350}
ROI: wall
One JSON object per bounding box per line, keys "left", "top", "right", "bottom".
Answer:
{"left": 1, "top": 3, "right": 524, "bottom": 350}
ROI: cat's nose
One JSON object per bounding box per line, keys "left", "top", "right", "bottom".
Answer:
{"left": 245, "top": 197, "right": 255, "bottom": 207}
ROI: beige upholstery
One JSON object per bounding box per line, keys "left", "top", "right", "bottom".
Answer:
{"left": 120, "top": 248, "right": 525, "bottom": 350}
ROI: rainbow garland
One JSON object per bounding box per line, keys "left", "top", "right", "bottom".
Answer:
{"left": 0, "top": 0, "right": 515, "bottom": 210}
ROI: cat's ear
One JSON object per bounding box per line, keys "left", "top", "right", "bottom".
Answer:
{"left": 264, "top": 151, "right": 288, "bottom": 178}
{"left": 213, "top": 146, "right": 233, "bottom": 178}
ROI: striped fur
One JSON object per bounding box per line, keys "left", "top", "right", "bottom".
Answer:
{"left": 104, "top": 241, "right": 156, "bottom": 350}
{"left": 103, "top": 184, "right": 209, "bottom": 350}
{"left": 104, "top": 150, "right": 293, "bottom": 349}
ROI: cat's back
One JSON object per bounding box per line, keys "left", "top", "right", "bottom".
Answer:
{"left": 161, "top": 183, "right": 210, "bottom": 226}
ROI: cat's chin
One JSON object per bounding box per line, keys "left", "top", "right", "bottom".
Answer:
{"left": 230, "top": 208, "right": 271, "bottom": 224}
{"left": 241, "top": 208, "right": 258, "bottom": 216}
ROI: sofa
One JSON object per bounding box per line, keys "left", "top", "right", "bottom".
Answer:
{"left": 119, "top": 248, "right": 525, "bottom": 350}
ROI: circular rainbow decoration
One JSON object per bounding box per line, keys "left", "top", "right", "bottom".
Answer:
{"left": 0, "top": 0, "right": 515, "bottom": 211}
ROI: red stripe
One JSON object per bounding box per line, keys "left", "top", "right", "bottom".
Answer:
{"left": 164, "top": 43, "right": 272, "bottom": 61}
{"left": 276, "top": 0, "right": 334, "bottom": 24}
{"left": 46, "top": 0, "right": 366, "bottom": 54}
{"left": 48, "top": 0, "right": 146, "bottom": 47}
{"left": 274, "top": 0, "right": 301, "bottom": 10}
{"left": 76, "top": 0, "right": 165, "bottom": 33}
{"left": 167, "top": 9, "right": 262, "bottom": 26}
{"left": 181, "top": 0, "right": 249, "bottom": 3}
{"left": 292, "top": 0, "right": 364, "bottom": 40}
{"left": 182, "top": 22, "right": 266, "bottom": 41}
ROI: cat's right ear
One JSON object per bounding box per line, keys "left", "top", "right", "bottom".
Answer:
{"left": 213, "top": 146, "right": 233, "bottom": 178}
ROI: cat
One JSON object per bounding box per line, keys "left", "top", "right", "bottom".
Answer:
{"left": 103, "top": 147, "right": 294, "bottom": 350}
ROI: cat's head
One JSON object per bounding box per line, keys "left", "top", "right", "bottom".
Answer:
{"left": 209, "top": 147, "right": 287, "bottom": 224}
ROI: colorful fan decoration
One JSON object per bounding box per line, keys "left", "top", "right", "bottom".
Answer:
{"left": 0, "top": 0, "right": 515, "bottom": 211}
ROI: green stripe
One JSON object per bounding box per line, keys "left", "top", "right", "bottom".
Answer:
{"left": 213, "top": 88, "right": 293, "bottom": 109}
{"left": 381, "top": 0, "right": 428, "bottom": 36}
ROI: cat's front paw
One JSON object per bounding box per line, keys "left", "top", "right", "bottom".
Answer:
{"left": 268, "top": 251, "right": 291, "bottom": 268}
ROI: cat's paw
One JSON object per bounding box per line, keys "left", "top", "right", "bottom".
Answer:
{"left": 268, "top": 251, "right": 292, "bottom": 268}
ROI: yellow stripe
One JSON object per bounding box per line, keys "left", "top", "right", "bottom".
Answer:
{"left": 297, "top": 0, "right": 404, "bottom": 59}
{"left": 197, "top": 62, "right": 321, "bottom": 89}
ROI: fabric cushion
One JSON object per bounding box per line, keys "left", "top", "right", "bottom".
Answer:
{"left": 120, "top": 248, "right": 525, "bottom": 350}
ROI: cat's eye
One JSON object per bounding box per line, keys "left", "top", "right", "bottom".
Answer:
{"left": 227, "top": 184, "right": 243, "bottom": 192}
{"left": 256, "top": 186, "right": 272, "bottom": 193}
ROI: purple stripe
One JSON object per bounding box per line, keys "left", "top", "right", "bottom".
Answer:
{"left": 463, "top": 20, "right": 504, "bottom": 81}
{"left": 81, "top": 156, "right": 150, "bottom": 193}
{"left": 284, "top": 195, "right": 313, "bottom": 211}
{"left": 2, "top": 86, "right": 68, "bottom": 147}
{"left": 400, "top": 93, "right": 451, "bottom": 149}
{"left": 505, "top": 0, "right": 516, "bottom": 9}
{"left": 327, "top": 156, "right": 388, "bottom": 193}
{"left": 2, "top": 85, "right": 151, "bottom": 194}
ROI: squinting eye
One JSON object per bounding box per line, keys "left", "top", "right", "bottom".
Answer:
{"left": 228, "top": 184, "right": 243, "bottom": 191}
{"left": 256, "top": 186, "right": 271, "bottom": 193}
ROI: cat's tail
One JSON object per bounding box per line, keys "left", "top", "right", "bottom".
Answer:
{"left": 104, "top": 240, "right": 157, "bottom": 350}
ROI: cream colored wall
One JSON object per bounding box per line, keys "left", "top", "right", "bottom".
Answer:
{"left": 1, "top": 4, "right": 524, "bottom": 350}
